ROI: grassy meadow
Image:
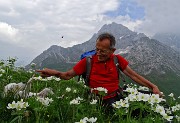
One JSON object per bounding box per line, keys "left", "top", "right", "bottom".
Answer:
{"left": 0, "top": 58, "right": 179, "bottom": 123}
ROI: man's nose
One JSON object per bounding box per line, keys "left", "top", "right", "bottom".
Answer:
{"left": 96, "top": 51, "right": 102, "bottom": 55}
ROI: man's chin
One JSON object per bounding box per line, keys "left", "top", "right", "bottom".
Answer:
{"left": 98, "top": 57, "right": 106, "bottom": 62}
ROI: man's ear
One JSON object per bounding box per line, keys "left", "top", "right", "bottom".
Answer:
{"left": 111, "top": 48, "right": 116, "bottom": 53}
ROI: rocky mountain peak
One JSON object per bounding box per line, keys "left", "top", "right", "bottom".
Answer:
{"left": 26, "top": 22, "right": 180, "bottom": 77}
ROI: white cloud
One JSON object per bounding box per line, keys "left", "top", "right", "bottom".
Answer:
{"left": 0, "top": 0, "right": 120, "bottom": 64}
{"left": 112, "top": 15, "right": 143, "bottom": 31}
{"left": 0, "top": 22, "right": 17, "bottom": 36}
{"left": 0, "top": 22, "right": 20, "bottom": 43}
{"left": 0, "top": 0, "right": 179, "bottom": 65}
{"left": 135, "top": 0, "right": 180, "bottom": 36}
{"left": 0, "top": 0, "right": 119, "bottom": 48}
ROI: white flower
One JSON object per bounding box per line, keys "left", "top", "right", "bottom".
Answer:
{"left": 28, "top": 70, "right": 33, "bottom": 73}
{"left": 70, "top": 97, "right": 83, "bottom": 105}
{"left": 7, "top": 101, "right": 16, "bottom": 109}
{"left": 175, "top": 115, "right": 180, "bottom": 122}
{"left": 66, "top": 87, "right": 71, "bottom": 92}
{"left": 54, "top": 77, "right": 61, "bottom": 81}
{"left": 92, "top": 87, "right": 108, "bottom": 94}
{"left": 0, "top": 69, "right": 5, "bottom": 73}
{"left": 36, "top": 97, "right": 53, "bottom": 106}
{"left": 127, "top": 94, "right": 137, "bottom": 102}
{"left": 176, "top": 104, "right": 180, "bottom": 109}
{"left": 31, "top": 63, "right": 36, "bottom": 67}
{"left": 88, "top": 117, "right": 97, "bottom": 123}
{"left": 136, "top": 93, "right": 150, "bottom": 102}
{"left": 70, "top": 99, "right": 80, "bottom": 105}
{"left": 124, "top": 87, "right": 138, "bottom": 95}
{"left": 47, "top": 76, "right": 53, "bottom": 80}
{"left": 7, "top": 75, "right": 12, "bottom": 79}
{"left": 76, "top": 97, "right": 83, "bottom": 101}
{"left": 155, "top": 104, "right": 166, "bottom": 116}
{"left": 112, "top": 102, "right": 120, "bottom": 109}
{"left": 78, "top": 78, "right": 85, "bottom": 84}
{"left": 165, "top": 108, "right": 172, "bottom": 114}
{"left": 16, "top": 101, "right": 25, "bottom": 110}
{"left": 112, "top": 99, "right": 129, "bottom": 108}
{"left": 28, "top": 92, "right": 37, "bottom": 97}
{"left": 7, "top": 99, "right": 29, "bottom": 110}
{"left": 138, "top": 86, "right": 149, "bottom": 91}
{"left": 73, "top": 90, "right": 77, "bottom": 93}
{"left": 75, "top": 117, "right": 87, "bottom": 123}
{"left": 148, "top": 94, "right": 163, "bottom": 104}
{"left": 75, "top": 117, "right": 97, "bottom": 123}
{"left": 33, "top": 76, "right": 43, "bottom": 80}
{"left": 83, "top": 117, "right": 88, "bottom": 121}
{"left": 84, "top": 85, "right": 88, "bottom": 88}
{"left": 171, "top": 104, "right": 180, "bottom": 112}
{"left": 168, "top": 93, "right": 174, "bottom": 97}
{"left": 162, "top": 114, "right": 173, "bottom": 121}
{"left": 41, "top": 78, "right": 48, "bottom": 81}
{"left": 24, "top": 102, "right": 29, "bottom": 107}
{"left": 90, "top": 99, "right": 97, "bottom": 104}
{"left": 46, "top": 76, "right": 61, "bottom": 81}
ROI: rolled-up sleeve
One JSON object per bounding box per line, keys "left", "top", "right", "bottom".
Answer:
{"left": 73, "top": 58, "right": 86, "bottom": 75}
{"left": 116, "top": 55, "right": 129, "bottom": 71}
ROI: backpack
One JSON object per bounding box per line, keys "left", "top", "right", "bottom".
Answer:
{"left": 78, "top": 50, "right": 125, "bottom": 86}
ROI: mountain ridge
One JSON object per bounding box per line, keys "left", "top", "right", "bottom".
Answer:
{"left": 26, "top": 22, "right": 180, "bottom": 97}
{"left": 153, "top": 33, "right": 180, "bottom": 52}
{"left": 27, "top": 22, "right": 180, "bottom": 76}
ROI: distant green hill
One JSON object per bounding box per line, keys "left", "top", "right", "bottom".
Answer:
{"left": 119, "top": 70, "right": 180, "bottom": 98}
{"left": 43, "top": 62, "right": 75, "bottom": 72}
{"left": 147, "top": 70, "right": 180, "bottom": 98}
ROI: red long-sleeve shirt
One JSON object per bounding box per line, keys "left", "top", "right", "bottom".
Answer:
{"left": 73, "top": 54, "right": 128, "bottom": 99}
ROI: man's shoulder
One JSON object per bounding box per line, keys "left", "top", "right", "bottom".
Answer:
{"left": 114, "top": 54, "right": 123, "bottom": 57}
{"left": 114, "top": 54, "right": 125, "bottom": 59}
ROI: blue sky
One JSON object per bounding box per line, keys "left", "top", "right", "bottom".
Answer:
{"left": 105, "top": 0, "right": 145, "bottom": 20}
{"left": 0, "top": 0, "right": 179, "bottom": 65}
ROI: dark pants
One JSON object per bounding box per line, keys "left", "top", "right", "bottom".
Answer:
{"left": 103, "top": 90, "right": 124, "bottom": 105}
{"left": 102, "top": 91, "right": 124, "bottom": 114}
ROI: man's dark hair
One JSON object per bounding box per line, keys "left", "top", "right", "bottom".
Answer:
{"left": 96, "top": 33, "right": 116, "bottom": 49}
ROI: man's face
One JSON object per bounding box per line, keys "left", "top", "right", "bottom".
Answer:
{"left": 96, "top": 39, "right": 115, "bottom": 62}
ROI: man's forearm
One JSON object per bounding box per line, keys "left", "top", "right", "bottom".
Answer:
{"left": 55, "top": 69, "right": 76, "bottom": 80}
{"left": 133, "top": 75, "right": 157, "bottom": 90}
{"left": 123, "top": 66, "right": 157, "bottom": 90}
{"left": 55, "top": 72, "right": 70, "bottom": 80}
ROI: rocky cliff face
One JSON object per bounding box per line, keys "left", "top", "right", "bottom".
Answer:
{"left": 119, "top": 37, "right": 180, "bottom": 75}
{"left": 153, "top": 33, "right": 180, "bottom": 52}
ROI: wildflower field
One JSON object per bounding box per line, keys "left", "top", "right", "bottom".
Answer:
{"left": 0, "top": 58, "right": 179, "bottom": 123}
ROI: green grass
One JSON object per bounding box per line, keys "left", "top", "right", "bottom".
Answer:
{"left": 0, "top": 58, "right": 179, "bottom": 123}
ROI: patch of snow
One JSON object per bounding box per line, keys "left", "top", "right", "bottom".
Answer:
{"left": 115, "top": 46, "right": 132, "bottom": 54}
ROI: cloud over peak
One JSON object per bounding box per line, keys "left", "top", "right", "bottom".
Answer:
{"left": 0, "top": 22, "right": 20, "bottom": 43}
{"left": 0, "top": 0, "right": 179, "bottom": 65}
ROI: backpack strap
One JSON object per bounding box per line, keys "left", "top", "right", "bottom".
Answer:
{"left": 85, "top": 56, "right": 92, "bottom": 86}
{"left": 82, "top": 55, "right": 125, "bottom": 86}
{"left": 113, "top": 55, "right": 126, "bottom": 82}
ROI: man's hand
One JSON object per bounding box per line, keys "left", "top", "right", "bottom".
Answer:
{"left": 36, "top": 68, "right": 60, "bottom": 78}
{"left": 152, "top": 85, "right": 164, "bottom": 97}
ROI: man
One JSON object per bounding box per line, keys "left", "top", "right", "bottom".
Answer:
{"left": 37, "top": 33, "right": 162, "bottom": 105}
